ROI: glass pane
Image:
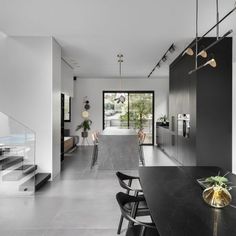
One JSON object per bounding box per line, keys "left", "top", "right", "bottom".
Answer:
{"left": 104, "top": 93, "right": 128, "bottom": 129}
{"left": 0, "top": 112, "right": 36, "bottom": 195}
{"left": 64, "top": 95, "right": 70, "bottom": 121}
{"left": 129, "top": 93, "right": 153, "bottom": 144}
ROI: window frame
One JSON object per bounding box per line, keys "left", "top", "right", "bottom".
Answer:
{"left": 102, "top": 90, "right": 155, "bottom": 145}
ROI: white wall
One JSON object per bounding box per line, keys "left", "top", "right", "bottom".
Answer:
{"left": 0, "top": 36, "right": 61, "bottom": 179}
{"left": 68, "top": 77, "right": 169, "bottom": 143}
{"left": 52, "top": 39, "right": 61, "bottom": 179}
{"left": 61, "top": 59, "right": 74, "bottom": 97}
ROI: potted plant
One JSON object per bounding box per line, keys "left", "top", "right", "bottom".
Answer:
{"left": 202, "top": 174, "right": 232, "bottom": 208}
{"left": 157, "top": 115, "right": 168, "bottom": 125}
{"left": 76, "top": 119, "right": 92, "bottom": 138}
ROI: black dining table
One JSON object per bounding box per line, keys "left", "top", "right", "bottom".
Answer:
{"left": 139, "top": 166, "right": 236, "bottom": 236}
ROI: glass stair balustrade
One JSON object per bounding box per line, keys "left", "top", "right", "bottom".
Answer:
{"left": 0, "top": 111, "right": 36, "bottom": 196}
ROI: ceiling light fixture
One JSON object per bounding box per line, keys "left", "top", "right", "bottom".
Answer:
{"left": 182, "top": 3, "right": 236, "bottom": 58}
{"left": 197, "top": 29, "right": 233, "bottom": 58}
{"left": 182, "top": 47, "right": 194, "bottom": 56}
{"left": 189, "top": 57, "right": 217, "bottom": 75}
{"left": 114, "top": 54, "right": 126, "bottom": 104}
{"left": 148, "top": 43, "right": 175, "bottom": 78}
{"left": 162, "top": 55, "right": 167, "bottom": 62}
{"left": 188, "top": 0, "right": 234, "bottom": 75}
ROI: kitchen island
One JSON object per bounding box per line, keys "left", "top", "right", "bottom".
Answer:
{"left": 97, "top": 127, "right": 139, "bottom": 170}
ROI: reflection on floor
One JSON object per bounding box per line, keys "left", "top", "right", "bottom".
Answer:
{"left": 0, "top": 146, "right": 177, "bottom": 236}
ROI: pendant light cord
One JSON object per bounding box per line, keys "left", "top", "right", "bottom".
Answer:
{"left": 216, "top": 0, "right": 219, "bottom": 39}
{"left": 119, "top": 58, "right": 122, "bottom": 90}
{"left": 117, "top": 54, "right": 124, "bottom": 91}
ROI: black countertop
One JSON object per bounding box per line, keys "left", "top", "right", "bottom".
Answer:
{"left": 139, "top": 166, "right": 236, "bottom": 236}
{"left": 156, "top": 122, "right": 169, "bottom": 129}
{"left": 157, "top": 125, "right": 169, "bottom": 129}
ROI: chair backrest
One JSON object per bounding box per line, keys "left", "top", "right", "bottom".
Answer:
{"left": 116, "top": 192, "right": 156, "bottom": 229}
{"left": 116, "top": 172, "right": 135, "bottom": 192}
{"left": 138, "top": 129, "right": 146, "bottom": 145}
{"left": 91, "top": 131, "right": 99, "bottom": 145}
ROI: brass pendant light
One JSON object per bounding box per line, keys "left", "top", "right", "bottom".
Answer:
{"left": 114, "top": 54, "right": 126, "bottom": 104}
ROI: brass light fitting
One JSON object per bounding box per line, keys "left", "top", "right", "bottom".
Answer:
{"left": 182, "top": 48, "right": 194, "bottom": 56}
{"left": 188, "top": 58, "right": 217, "bottom": 75}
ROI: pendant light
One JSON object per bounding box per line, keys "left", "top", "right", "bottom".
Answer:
{"left": 182, "top": 48, "right": 194, "bottom": 57}
{"left": 189, "top": 57, "right": 217, "bottom": 75}
{"left": 114, "top": 54, "right": 126, "bottom": 104}
{"left": 197, "top": 29, "right": 233, "bottom": 58}
{"left": 183, "top": 1, "right": 236, "bottom": 59}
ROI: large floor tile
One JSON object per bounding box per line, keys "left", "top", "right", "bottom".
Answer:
{"left": 0, "top": 146, "right": 175, "bottom": 235}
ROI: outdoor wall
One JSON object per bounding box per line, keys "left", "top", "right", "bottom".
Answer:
{"left": 68, "top": 77, "right": 169, "bottom": 144}
{"left": 0, "top": 36, "right": 61, "bottom": 179}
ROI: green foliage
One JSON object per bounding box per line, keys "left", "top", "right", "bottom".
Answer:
{"left": 158, "top": 115, "right": 168, "bottom": 123}
{"left": 205, "top": 176, "right": 229, "bottom": 187}
{"left": 76, "top": 119, "right": 92, "bottom": 132}
{"left": 105, "top": 102, "right": 114, "bottom": 110}
{"left": 130, "top": 96, "right": 151, "bottom": 129}
{"left": 120, "top": 96, "right": 152, "bottom": 129}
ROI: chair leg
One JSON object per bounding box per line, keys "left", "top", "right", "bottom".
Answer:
{"left": 140, "top": 226, "right": 146, "bottom": 236}
{"left": 117, "top": 214, "right": 124, "bottom": 234}
{"left": 129, "top": 192, "right": 139, "bottom": 228}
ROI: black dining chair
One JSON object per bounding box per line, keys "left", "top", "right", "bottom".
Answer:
{"left": 116, "top": 192, "right": 160, "bottom": 236}
{"left": 116, "top": 172, "right": 149, "bottom": 234}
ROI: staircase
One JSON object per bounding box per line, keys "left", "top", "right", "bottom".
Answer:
{"left": 0, "top": 112, "right": 51, "bottom": 195}
{"left": 0, "top": 147, "right": 51, "bottom": 195}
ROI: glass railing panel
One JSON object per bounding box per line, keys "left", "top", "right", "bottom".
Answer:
{"left": 0, "top": 112, "right": 36, "bottom": 196}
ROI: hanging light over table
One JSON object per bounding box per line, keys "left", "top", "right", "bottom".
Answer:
{"left": 114, "top": 54, "right": 126, "bottom": 104}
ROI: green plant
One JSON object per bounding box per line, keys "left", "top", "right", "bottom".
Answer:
{"left": 132, "top": 98, "right": 152, "bottom": 129}
{"left": 76, "top": 119, "right": 92, "bottom": 132}
{"left": 120, "top": 97, "right": 152, "bottom": 130}
{"left": 158, "top": 115, "right": 168, "bottom": 123}
{"left": 205, "top": 175, "right": 229, "bottom": 187}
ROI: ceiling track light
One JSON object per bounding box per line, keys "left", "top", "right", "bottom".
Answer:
{"left": 169, "top": 44, "right": 176, "bottom": 53}
{"left": 182, "top": 4, "right": 236, "bottom": 58}
{"left": 197, "top": 29, "right": 233, "bottom": 58}
{"left": 188, "top": 57, "right": 217, "bottom": 75}
{"left": 162, "top": 55, "right": 167, "bottom": 62}
{"left": 148, "top": 43, "right": 175, "bottom": 78}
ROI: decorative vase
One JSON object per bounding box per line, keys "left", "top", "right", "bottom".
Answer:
{"left": 202, "top": 185, "right": 232, "bottom": 208}
{"left": 81, "top": 131, "right": 88, "bottom": 138}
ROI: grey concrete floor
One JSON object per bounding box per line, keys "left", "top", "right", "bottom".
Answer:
{"left": 0, "top": 146, "right": 176, "bottom": 236}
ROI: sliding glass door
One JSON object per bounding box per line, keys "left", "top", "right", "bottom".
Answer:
{"left": 103, "top": 91, "right": 154, "bottom": 145}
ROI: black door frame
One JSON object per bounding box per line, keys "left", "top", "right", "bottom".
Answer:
{"left": 102, "top": 90, "right": 155, "bottom": 145}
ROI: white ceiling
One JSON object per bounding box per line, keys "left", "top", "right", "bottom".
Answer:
{"left": 0, "top": 0, "right": 235, "bottom": 78}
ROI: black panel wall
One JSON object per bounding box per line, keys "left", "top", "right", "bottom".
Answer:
{"left": 169, "top": 37, "right": 232, "bottom": 171}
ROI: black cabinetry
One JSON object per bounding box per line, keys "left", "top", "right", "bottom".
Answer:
{"left": 156, "top": 124, "right": 173, "bottom": 157}
{"left": 169, "top": 37, "right": 232, "bottom": 170}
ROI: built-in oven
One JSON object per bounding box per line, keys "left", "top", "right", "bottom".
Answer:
{"left": 177, "top": 114, "right": 190, "bottom": 138}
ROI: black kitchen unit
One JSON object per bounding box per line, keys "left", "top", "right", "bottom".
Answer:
{"left": 166, "top": 37, "right": 232, "bottom": 170}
